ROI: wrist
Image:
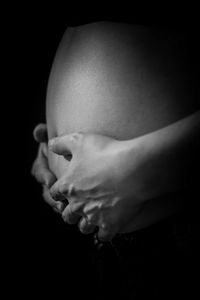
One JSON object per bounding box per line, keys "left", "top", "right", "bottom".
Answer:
{"left": 114, "top": 137, "right": 151, "bottom": 203}
{"left": 121, "top": 133, "right": 167, "bottom": 201}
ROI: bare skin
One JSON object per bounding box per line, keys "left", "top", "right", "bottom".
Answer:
{"left": 32, "top": 110, "right": 200, "bottom": 241}
{"left": 48, "top": 111, "right": 200, "bottom": 240}
{"left": 46, "top": 23, "right": 197, "bottom": 179}
{"left": 32, "top": 22, "right": 199, "bottom": 241}
{"left": 31, "top": 124, "right": 64, "bottom": 214}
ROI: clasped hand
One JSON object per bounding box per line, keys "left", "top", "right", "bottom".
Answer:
{"left": 49, "top": 132, "right": 146, "bottom": 241}
{"left": 32, "top": 125, "right": 147, "bottom": 241}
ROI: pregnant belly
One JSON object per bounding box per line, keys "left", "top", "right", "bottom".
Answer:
{"left": 46, "top": 22, "right": 195, "bottom": 230}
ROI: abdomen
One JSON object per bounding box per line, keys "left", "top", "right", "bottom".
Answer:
{"left": 45, "top": 22, "right": 196, "bottom": 227}
{"left": 46, "top": 22, "right": 196, "bottom": 179}
{"left": 46, "top": 22, "right": 197, "bottom": 231}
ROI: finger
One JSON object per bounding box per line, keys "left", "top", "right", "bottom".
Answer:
{"left": 33, "top": 123, "right": 48, "bottom": 143}
{"left": 78, "top": 217, "right": 96, "bottom": 234}
{"left": 62, "top": 204, "right": 81, "bottom": 224}
{"left": 42, "top": 185, "right": 63, "bottom": 213}
{"left": 41, "top": 142, "right": 48, "bottom": 157}
{"left": 97, "top": 224, "right": 118, "bottom": 242}
{"left": 31, "top": 145, "right": 56, "bottom": 188}
{"left": 32, "top": 158, "right": 56, "bottom": 188}
{"left": 53, "top": 201, "right": 67, "bottom": 214}
{"left": 48, "top": 132, "right": 83, "bottom": 156}
{"left": 49, "top": 177, "right": 70, "bottom": 201}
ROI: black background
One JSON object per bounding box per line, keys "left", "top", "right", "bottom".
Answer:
{"left": 4, "top": 5, "right": 200, "bottom": 299}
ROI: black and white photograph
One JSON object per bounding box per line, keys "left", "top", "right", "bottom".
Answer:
{"left": 7, "top": 7, "right": 200, "bottom": 299}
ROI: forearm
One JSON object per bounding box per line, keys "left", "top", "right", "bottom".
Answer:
{"left": 125, "top": 110, "right": 200, "bottom": 201}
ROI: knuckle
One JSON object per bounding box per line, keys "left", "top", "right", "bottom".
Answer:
{"left": 50, "top": 177, "right": 70, "bottom": 201}
{"left": 55, "top": 202, "right": 63, "bottom": 213}
{"left": 58, "top": 179, "right": 69, "bottom": 195}
{"left": 87, "top": 213, "right": 98, "bottom": 225}
{"left": 71, "top": 132, "right": 84, "bottom": 144}
{"left": 70, "top": 201, "right": 84, "bottom": 214}
{"left": 82, "top": 225, "right": 95, "bottom": 235}
{"left": 49, "top": 185, "right": 57, "bottom": 198}
{"left": 67, "top": 183, "right": 76, "bottom": 197}
{"left": 62, "top": 207, "right": 76, "bottom": 224}
{"left": 78, "top": 218, "right": 87, "bottom": 232}
{"left": 78, "top": 216, "right": 96, "bottom": 234}
{"left": 50, "top": 180, "right": 62, "bottom": 197}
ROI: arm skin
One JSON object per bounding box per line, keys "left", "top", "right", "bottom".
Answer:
{"left": 123, "top": 110, "right": 200, "bottom": 201}
{"left": 49, "top": 110, "right": 200, "bottom": 241}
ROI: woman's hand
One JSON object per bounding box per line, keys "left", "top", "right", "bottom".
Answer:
{"left": 31, "top": 124, "right": 63, "bottom": 213}
{"left": 48, "top": 132, "right": 147, "bottom": 241}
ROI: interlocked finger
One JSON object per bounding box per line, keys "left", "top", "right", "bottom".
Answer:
{"left": 42, "top": 185, "right": 64, "bottom": 214}
{"left": 78, "top": 217, "right": 96, "bottom": 234}
{"left": 31, "top": 143, "right": 56, "bottom": 188}
{"left": 49, "top": 177, "right": 71, "bottom": 201}
{"left": 62, "top": 201, "right": 84, "bottom": 224}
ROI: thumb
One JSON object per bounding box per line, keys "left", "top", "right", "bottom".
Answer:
{"left": 48, "top": 132, "right": 82, "bottom": 156}
{"left": 33, "top": 123, "right": 48, "bottom": 142}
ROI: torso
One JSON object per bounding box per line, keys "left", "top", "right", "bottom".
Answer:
{"left": 46, "top": 22, "right": 197, "bottom": 231}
